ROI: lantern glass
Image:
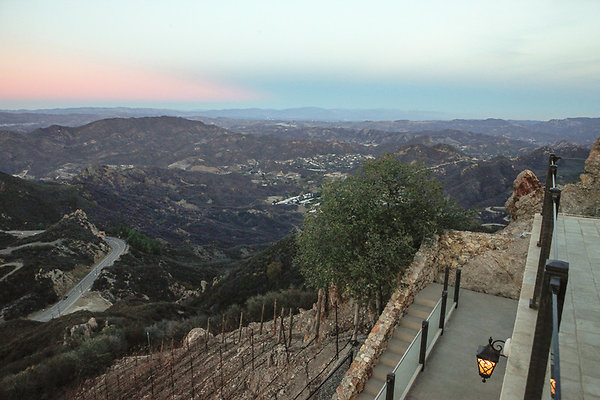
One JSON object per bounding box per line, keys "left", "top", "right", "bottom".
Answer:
{"left": 550, "top": 378, "right": 556, "bottom": 398}
{"left": 477, "top": 358, "right": 497, "bottom": 379}
{"left": 476, "top": 343, "right": 500, "bottom": 382}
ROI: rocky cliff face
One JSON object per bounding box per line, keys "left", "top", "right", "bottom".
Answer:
{"left": 504, "top": 169, "right": 544, "bottom": 221}
{"left": 431, "top": 222, "right": 531, "bottom": 299}
{"left": 561, "top": 136, "right": 600, "bottom": 216}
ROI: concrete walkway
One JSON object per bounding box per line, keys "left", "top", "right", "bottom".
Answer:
{"left": 553, "top": 215, "right": 600, "bottom": 399}
{"left": 405, "top": 288, "right": 517, "bottom": 400}
{"left": 501, "top": 214, "right": 600, "bottom": 400}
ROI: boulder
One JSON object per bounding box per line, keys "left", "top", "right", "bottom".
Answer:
{"left": 184, "top": 327, "right": 212, "bottom": 346}
{"left": 582, "top": 136, "right": 600, "bottom": 182}
{"left": 504, "top": 170, "right": 543, "bottom": 221}
{"left": 68, "top": 317, "right": 99, "bottom": 339}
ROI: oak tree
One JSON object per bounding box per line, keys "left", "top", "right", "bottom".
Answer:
{"left": 295, "top": 154, "right": 473, "bottom": 310}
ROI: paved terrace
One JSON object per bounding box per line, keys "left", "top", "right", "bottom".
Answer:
{"left": 405, "top": 288, "right": 517, "bottom": 400}
{"left": 501, "top": 214, "right": 600, "bottom": 400}
{"left": 400, "top": 213, "right": 600, "bottom": 400}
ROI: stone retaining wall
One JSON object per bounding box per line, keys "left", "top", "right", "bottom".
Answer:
{"left": 332, "top": 236, "right": 443, "bottom": 400}
{"left": 333, "top": 223, "right": 528, "bottom": 399}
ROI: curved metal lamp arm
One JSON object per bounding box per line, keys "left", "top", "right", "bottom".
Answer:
{"left": 488, "top": 336, "right": 507, "bottom": 357}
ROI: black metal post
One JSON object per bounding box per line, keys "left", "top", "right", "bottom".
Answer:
{"left": 532, "top": 214, "right": 554, "bottom": 308}
{"left": 537, "top": 159, "right": 557, "bottom": 247}
{"left": 550, "top": 277, "right": 563, "bottom": 400}
{"left": 419, "top": 320, "right": 429, "bottom": 371}
{"left": 385, "top": 373, "right": 395, "bottom": 400}
{"left": 288, "top": 307, "right": 293, "bottom": 348}
{"left": 538, "top": 155, "right": 559, "bottom": 246}
{"left": 443, "top": 265, "right": 450, "bottom": 292}
{"left": 532, "top": 154, "right": 560, "bottom": 308}
{"left": 524, "top": 260, "right": 568, "bottom": 400}
{"left": 454, "top": 269, "right": 461, "bottom": 308}
{"left": 439, "top": 290, "right": 448, "bottom": 335}
{"left": 531, "top": 187, "right": 562, "bottom": 309}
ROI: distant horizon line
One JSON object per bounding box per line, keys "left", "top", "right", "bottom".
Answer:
{"left": 1, "top": 105, "right": 598, "bottom": 122}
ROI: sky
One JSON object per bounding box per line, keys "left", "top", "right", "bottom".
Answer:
{"left": 1, "top": 0, "right": 599, "bottom": 120}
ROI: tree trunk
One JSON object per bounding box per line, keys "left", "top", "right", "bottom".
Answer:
{"left": 351, "top": 301, "right": 360, "bottom": 342}
{"left": 323, "top": 286, "right": 329, "bottom": 317}
{"left": 375, "top": 295, "right": 381, "bottom": 318}
{"left": 314, "top": 289, "right": 323, "bottom": 342}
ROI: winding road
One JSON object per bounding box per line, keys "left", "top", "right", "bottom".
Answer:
{"left": 30, "top": 236, "right": 126, "bottom": 322}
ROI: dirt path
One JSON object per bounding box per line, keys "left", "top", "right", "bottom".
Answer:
{"left": 0, "top": 239, "right": 63, "bottom": 255}
{"left": 0, "top": 262, "right": 24, "bottom": 281}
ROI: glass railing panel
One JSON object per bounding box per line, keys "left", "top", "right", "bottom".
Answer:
{"left": 374, "top": 329, "right": 423, "bottom": 400}
{"left": 426, "top": 299, "right": 442, "bottom": 351}
{"left": 373, "top": 285, "right": 461, "bottom": 400}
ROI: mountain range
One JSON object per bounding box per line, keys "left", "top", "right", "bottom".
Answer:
{"left": 0, "top": 116, "right": 593, "bottom": 260}
{"left": 2, "top": 107, "right": 598, "bottom": 146}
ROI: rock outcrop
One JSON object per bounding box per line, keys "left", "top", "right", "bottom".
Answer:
{"left": 582, "top": 137, "right": 600, "bottom": 183}
{"left": 431, "top": 225, "right": 530, "bottom": 300}
{"left": 504, "top": 169, "right": 543, "bottom": 221}
{"left": 184, "top": 327, "right": 212, "bottom": 346}
{"left": 561, "top": 136, "right": 600, "bottom": 216}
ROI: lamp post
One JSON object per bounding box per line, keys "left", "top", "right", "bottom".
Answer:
{"left": 476, "top": 337, "right": 506, "bottom": 382}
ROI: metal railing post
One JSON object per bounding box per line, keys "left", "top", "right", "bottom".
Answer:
{"left": 439, "top": 290, "right": 448, "bottom": 335}
{"left": 454, "top": 269, "right": 461, "bottom": 308}
{"left": 537, "top": 158, "right": 559, "bottom": 242}
{"left": 524, "top": 260, "right": 568, "bottom": 400}
{"left": 538, "top": 154, "right": 559, "bottom": 246}
{"left": 531, "top": 164, "right": 561, "bottom": 309}
{"left": 550, "top": 275, "right": 566, "bottom": 400}
{"left": 443, "top": 265, "right": 450, "bottom": 292}
{"left": 532, "top": 214, "right": 554, "bottom": 308}
{"left": 385, "top": 373, "right": 395, "bottom": 400}
{"left": 419, "top": 320, "right": 429, "bottom": 371}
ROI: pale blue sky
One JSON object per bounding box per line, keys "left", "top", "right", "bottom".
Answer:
{"left": 1, "top": 0, "right": 599, "bottom": 119}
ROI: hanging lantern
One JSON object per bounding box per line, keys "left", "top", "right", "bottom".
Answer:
{"left": 476, "top": 336, "right": 505, "bottom": 382}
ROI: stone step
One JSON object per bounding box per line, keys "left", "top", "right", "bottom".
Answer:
{"left": 356, "top": 282, "right": 452, "bottom": 399}
{"left": 393, "top": 326, "right": 419, "bottom": 343}
{"left": 384, "top": 337, "right": 409, "bottom": 357}
{"left": 372, "top": 362, "right": 393, "bottom": 383}
{"left": 414, "top": 296, "right": 438, "bottom": 308}
{"left": 360, "top": 375, "right": 386, "bottom": 398}
{"left": 379, "top": 349, "right": 403, "bottom": 369}
{"left": 414, "top": 283, "right": 444, "bottom": 308}
{"left": 407, "top": 303, "right": 433, "bottom": 319}
{"left": 399, "top": 314, "right": 423, "bottom": 330}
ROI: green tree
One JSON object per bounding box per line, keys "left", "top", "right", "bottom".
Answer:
{"left": 295, "top": 154, "right": 474, "bottom": 310}
{"left": 118, "top": 225, "right": 163, "bottom": 254}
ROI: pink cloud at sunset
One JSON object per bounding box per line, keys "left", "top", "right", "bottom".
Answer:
{"left": 0, "top": 54, "right": 260, "bottom": 103}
